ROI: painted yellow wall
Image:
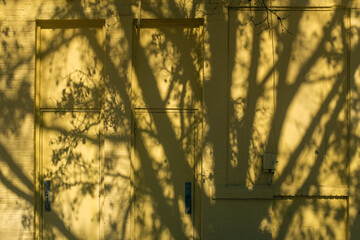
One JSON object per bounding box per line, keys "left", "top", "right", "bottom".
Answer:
{"left": 1, "top": 0, "right": 360, "bottom": 239}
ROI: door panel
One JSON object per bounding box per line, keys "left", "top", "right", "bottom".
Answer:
{"left": 134, "top": 110, "right": 196, "bottom": 240}
{"left": 274, "top": 10, "right": 348, "bottom": 192}
{"left": 41, "top": 111, "right": 101, "bottom": 240}
{"left": 132, "top": 23, "right": 202, "bottom": 110}
{"left": 40, "top": 26, "right": 104, "bottom": 109}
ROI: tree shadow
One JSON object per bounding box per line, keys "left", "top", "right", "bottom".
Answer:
{"left": 1, "top": 0, "right": 360, "bottom": 239}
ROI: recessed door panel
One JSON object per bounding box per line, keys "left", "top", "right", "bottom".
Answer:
{"left": 132, "top": 24, "right": 202, "bottom": 109}
{"left": 41, "top": 111, "right": 101, "bottom": 240}
{"left": 134, "top": 110, "right": 196, "bottom": 240}
{"left": 40, "top": 27, "right": 104, "bottom": 109}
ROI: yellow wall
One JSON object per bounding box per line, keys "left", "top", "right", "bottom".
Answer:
{"left": 1, "top": 0, "right": 360, "bottom": 239}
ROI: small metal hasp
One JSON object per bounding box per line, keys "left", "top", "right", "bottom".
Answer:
{"left": 185, "top": 182, "right": 191, "bottom": 215}
{"left": 263, "top": 153, "right": 277, "bottom": 173}
{"left": 44, "top": 180, "right": 51, "bottom": 212}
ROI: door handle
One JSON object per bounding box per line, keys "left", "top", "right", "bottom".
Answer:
{"left": 185, "top": 182, "right": 191, "bottom": 215}
{"left": 44, "top": 180, "right": 51, "bottom": 212}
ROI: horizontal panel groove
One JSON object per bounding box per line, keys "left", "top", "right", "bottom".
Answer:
{"left": 273, "top": 195, "right": 348, "bottom": 199}
{"left": 212, "top": 185, "right": 349, "bottom": 199}
{"left": 134, "top": 107, "right": 198, "bottom": 112}
{"left": 274, "top": 185, "right": 349, "bottom": 197}
{"left": 228, "top": 6, "right": 345, "bottom": 10}
{"left": 40, "top": 108, "right": 101, "bottom": 112}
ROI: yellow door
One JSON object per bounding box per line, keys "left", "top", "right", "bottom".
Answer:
{"left": 131, "top": 19, "right": 202, "bottom": 239}
{"left": 131, "top": 19, "right": 203, "bottom": 239}
{"left": 36, "top": 21, "right": 105, "bottom": 240}
{"left": 134, "top": 110, "right": 196, "bottom": 240}
{"left": 40, "top": 111, "right": 101, "bottom": 239}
